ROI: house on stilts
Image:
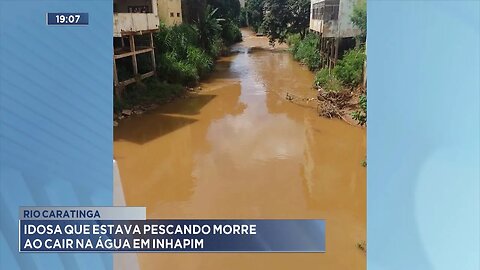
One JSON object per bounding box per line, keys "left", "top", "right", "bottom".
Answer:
{"left": 310, "top": 0, "right": 362, "bottom": 69}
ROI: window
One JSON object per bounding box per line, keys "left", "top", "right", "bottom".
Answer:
{"left": 128, "top": 6, "right": 149, "bottom": 13}
{"left": 311, "top": 0, "right": 339, "bottom": 21}
{"left": 177, "top": 13, "right": 180, "bottom": 17}
{"left": 170, "top": 12, "right": 174, "bottom": 17}
{"left": 323, "top": 0, "right": 340, "bottom": 21}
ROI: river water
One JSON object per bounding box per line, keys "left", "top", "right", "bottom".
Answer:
{"left": 114, "top": 29, "right": 366, "bottom": 270}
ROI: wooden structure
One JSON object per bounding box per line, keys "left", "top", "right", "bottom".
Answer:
{"left": 113, "top": 0, "right": 160, "bottom": 95}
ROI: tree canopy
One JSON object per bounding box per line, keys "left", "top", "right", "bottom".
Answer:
{"left": 245, "top": 0, "right": 265, "bottom": 32}
{"left": 261, "top": 0, "right": 310, "bottom": 45}
{"left": 207, "top": 0, "right": 241, "bottom": 20}
{"left": 351, "top": 0, "right": 367, "bottom": 35}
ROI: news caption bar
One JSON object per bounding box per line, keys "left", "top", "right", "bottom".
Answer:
{"left": 19, "top": 207, "right": 325, "bottom": 252}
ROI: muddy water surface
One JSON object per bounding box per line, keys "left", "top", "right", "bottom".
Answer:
{"left": 114, "top": 29, "right": 366, "bottom": 270}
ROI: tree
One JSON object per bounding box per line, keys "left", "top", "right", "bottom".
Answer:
{"left": 195, "top": 6, "right": 222, "bottom": 53}
{"left": 245, "top": 0, "right": 265, "bottom": 32}
{"left": 207, "top": 0, "right": 241, "bottom": 21}
{"left": 286, "top": 0, "right": 310, "bottom": 39}
{"left": 182, "top": 0, "right": 207, "bottom": 23}
{"left": 262, "top": 0, "right": 310, "bottom": 45}
{"left": 262, "top": 0, "right": 289, "bottom": 45}
{"left": 351, "top": 0, "right": 366, "bottom": 38}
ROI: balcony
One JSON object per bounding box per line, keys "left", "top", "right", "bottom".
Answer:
{"left": 114, "top": 12, "right": 159, "bottom": 37}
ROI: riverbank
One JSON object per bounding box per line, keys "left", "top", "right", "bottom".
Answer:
{"left": 285, "top": 33, "right": 366, "bottom": 126}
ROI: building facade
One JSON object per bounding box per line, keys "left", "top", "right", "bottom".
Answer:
{"left": 157, "top": 0, "right": 183, "bottom": 26}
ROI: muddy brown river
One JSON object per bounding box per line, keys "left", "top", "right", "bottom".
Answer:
{"left": 114, "top": 29, "right": 366, "bottom": 270}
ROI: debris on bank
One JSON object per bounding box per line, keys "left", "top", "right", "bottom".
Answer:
{"left": 357, "top": 240, "right": 367, "bottom": 254}
{"left": 283, "top": 86, "right": 365, "bottom": 126}
{"left": 316, "top": 89, "right": 352, "bottom": 118}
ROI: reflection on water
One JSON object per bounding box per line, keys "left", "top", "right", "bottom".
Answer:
{"left": 114, "top": 29, "right": 366, "bottom": 270}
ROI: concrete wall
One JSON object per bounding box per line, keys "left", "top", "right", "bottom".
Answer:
{"left": 114, "top": 0, "right": 160, "bottom": 36}
{"left": 157, "top": 0, "right": 183, "bottom": 26}
{"left": 309, "top": 0, "right": 361, "bottom": 38}
{"left": 115, "top": 0, "right": 154, "bottom": 13}
{"left": 114, "top": 13, "right": 160, "bottom": 36}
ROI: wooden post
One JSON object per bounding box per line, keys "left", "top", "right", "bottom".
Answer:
{"left": 319, "top": 36, "right": 324, "bottom": 68}
{"left": 129, "top": 35, "right": 138, "bottom": 76}
{"left": 113, "top": 59, "right": 119, "bottom": 86}
{"left": 113, "top": 60, "right": 123, "bottom": 99}
{"left": 334, "top": 38, "right": 340, "bottom": 65}
{"left": 150, "top": 32, "right": 156, "bottom": 74}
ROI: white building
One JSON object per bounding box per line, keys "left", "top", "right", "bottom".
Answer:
{"left": 310, "top": 0, "right": 361, "bottom": 38}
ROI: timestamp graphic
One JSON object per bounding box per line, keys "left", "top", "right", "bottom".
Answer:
{"left": 46, "top": 13, "right": 89, "bottom": 25}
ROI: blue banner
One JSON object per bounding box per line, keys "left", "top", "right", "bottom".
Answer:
{"left": 19, "top": 220, "right": 326, "bottom": 252}
{"left": 46, "top": 13, "right": 89, "bottom": 25}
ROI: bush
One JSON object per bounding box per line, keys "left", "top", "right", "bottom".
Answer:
{"left": 239, "top": 8, "right": 247, "bottom": 27}
{"left": 187, "top": 45, "right": 214, "bottom": 77}
{"left": 155, "top": 23, "right": 215, "bottom": 86}
{"left": 197, "top": 6, "right": 223, "bottom": 55}
{"left": 210, "top": 38, "right": 227, "bottom": 58}
{"left": 315, "top": 69, "right": 343, "bottom": 92}
{"left": 156, "top": 23, "right": 199, "bottom": 56}
{"left": 171, "top": 60, "right": 199, "bottom": 85}
{"left": 314, "top": 69, "right": 331, "bottom": 87}
{"left": 286, "top": 33, "right": 301, "bottom": 54}
{"left": 352, "top": 94, "right": 367, "bottom": 125}
{"left": 114, "top": 78, "right": 185, "bottom": 112}
{"left": 333, "top": 48, "right": 366, "bottom": 87}
{"left": 291, "top": 34, "right": 321, "bottom": 71}
{"left": 323, "top": 76, "right": 343, "bottom": 93}
{"left": 221, "top": 20, "right": 242, "bottom": 45}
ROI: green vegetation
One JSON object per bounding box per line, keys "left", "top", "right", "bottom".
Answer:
{"left": 352, "top": 94, "right": 366, "bottom": 126}
{"left": 350, "top": 0, "right": 367, "bottom": 126}
{"left": 287, "top": 33, "right": 320, "bottom": 71}
{"left": 207, "top": 0, "right": 241, "bottom": 20}
{"left": 154, "top": 6, "right": 242, "bottom": 86}
{"left": 155, "top": 23, "right": 216, "bottom": 86}
{"left": 333, "top": 48, "right": 366, "bottom": 87}
{"left": 220, "top": 19, "right": 243, "bottom": 45}
{"left": 114, "top": 77, "right": 185, "bottom": 113}
{"left": 245, "top": 0, "right": 265, "bottom": 32}
{"left": 195, "top": 6, "right": 223, "bottom": 56}
{"left": 351, "top": 0, "right": 367, "bottom": 40}
{"left": 314, "top": 69, "right": 330, "bottom": 87}
{"left": 262, "top": 0, "right": 310, "bottom": 44}
{"left": 239, "top": 7, "right": 248, "bottom": 27}
{"left": 315, "top": 69, "right": 341, "bottom": 93}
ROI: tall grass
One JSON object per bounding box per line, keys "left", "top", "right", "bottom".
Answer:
{"left": 287, "top": 33, "right": 320, "bottom": 71}
{"left": 155, "top": 23, "right": 216, "bottom": 85}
